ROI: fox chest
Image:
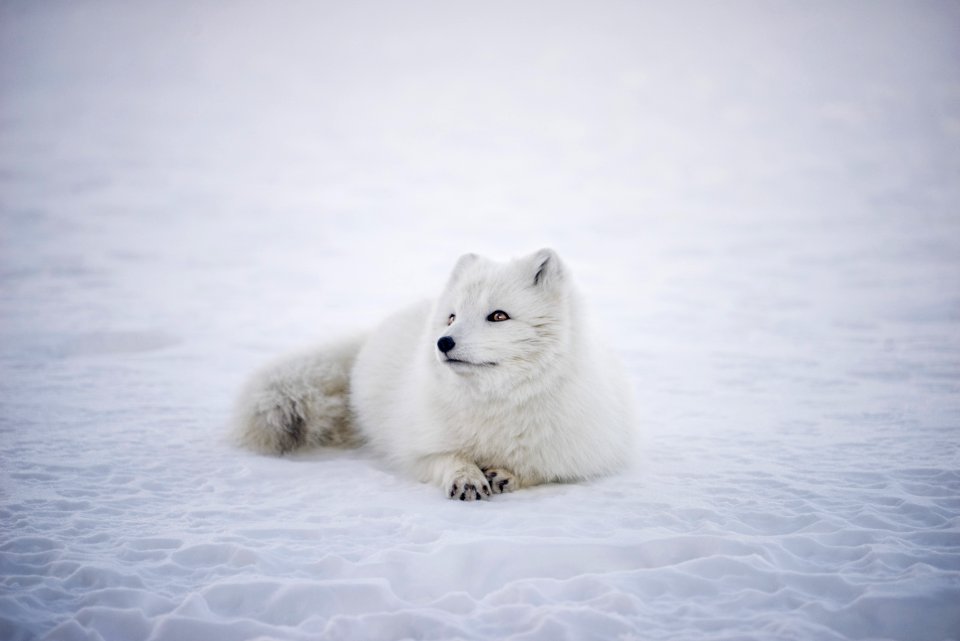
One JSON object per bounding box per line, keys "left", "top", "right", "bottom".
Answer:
{"left": 441, "top": 403, "right": 559, "bottom": 474}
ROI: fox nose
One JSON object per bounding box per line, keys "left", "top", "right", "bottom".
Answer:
{"left": 437, "top": 336, "right": 455, "bottom": 353}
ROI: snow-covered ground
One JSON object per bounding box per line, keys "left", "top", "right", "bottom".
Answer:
{"left": 2, "top": 1, "right": 959, "bottom": 639}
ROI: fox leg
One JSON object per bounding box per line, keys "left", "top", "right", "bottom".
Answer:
{"left": 412, "top": 453, "right": 492, "bottom": 501}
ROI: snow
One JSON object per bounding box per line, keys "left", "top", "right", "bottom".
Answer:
{"left": 1, "top": 1, "right": 959, "bottom": 639}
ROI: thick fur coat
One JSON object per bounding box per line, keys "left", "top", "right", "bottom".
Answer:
{"left": 234, "top": 249, "right": 636, "bottom": 500}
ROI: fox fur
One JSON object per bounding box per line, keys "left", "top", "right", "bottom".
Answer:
{"left": 233, "top": 249, "right": 636, "bottom": 500}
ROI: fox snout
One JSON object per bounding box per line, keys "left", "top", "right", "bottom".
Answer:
{"left": 437, "top": 336, "right": 455, "bottom": 354}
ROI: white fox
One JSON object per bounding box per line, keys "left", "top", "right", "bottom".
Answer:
{"left": 233, "top": 249, "right": 636, "bottom": 500}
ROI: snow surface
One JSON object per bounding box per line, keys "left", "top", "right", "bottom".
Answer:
{"left": 2, "top": 1, "right": 959, "bottom": 640}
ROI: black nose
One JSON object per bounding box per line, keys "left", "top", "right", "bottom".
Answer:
{"left": 437, "top": 336, "right": 455, "bottom": 353}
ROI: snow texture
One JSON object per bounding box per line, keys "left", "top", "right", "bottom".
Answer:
{"left": 2, "top": 1, "right": 959, "bottom": 640}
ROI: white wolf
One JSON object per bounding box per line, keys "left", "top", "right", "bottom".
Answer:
{"left": 233, "top": 249, "right": 636, "bottom": 500}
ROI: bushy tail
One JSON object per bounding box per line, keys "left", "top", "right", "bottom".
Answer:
{"left": 232, "top": 335, "right": 366, "bottom": 455}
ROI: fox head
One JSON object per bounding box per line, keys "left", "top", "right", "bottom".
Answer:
{"left": 429, "top": 248, "right": 573, "bottom": 390}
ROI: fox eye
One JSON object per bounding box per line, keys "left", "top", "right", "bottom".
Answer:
{"left": 447, "top": 314, "right": 455, "bottom": 326}
{"left": 487, "top": 310, "right": 510, "bottom": 322}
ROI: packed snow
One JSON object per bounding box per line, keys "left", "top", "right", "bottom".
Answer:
{"left": 2, "top": 1, "right": 959, "bottom": 640}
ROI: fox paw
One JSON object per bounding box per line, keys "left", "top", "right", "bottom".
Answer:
{"left": 482, "top": 467, "right": 517, "bottom": 494}
{"left": 447, "top": 468, "right": 491, "bottom": 501}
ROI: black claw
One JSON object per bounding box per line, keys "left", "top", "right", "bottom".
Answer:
{"left": 460, "top": 492, "right": 466, "bottom": 500}
{"left": 483, "top": 485, "right": 490, "bottom": 496}
{"left": 498, "top": 479, "right": 508, "bottom": 491}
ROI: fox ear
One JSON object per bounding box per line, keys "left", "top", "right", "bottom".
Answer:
{"left": 449, "top": 252, "right": 479, "bottom": 282}
{"left": 529, "top": 248, "right": 563, "bottom": 288}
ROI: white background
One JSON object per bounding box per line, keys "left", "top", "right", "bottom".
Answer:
{"left": 1, "top": 2, "right": 958, "bottom": 639}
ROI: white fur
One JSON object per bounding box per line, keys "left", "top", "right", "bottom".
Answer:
{"left": 233, "top": 249, "right": 637, "bottom": 500}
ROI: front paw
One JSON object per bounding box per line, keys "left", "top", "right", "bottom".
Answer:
{"left": 482, "top": 467, "right": 517, "bottom": 494}
{"left": 447, "top": 467, "right": 491, "bottom": 501}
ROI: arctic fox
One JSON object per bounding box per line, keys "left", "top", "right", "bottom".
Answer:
{"left": 234, "top": 249, "right": 636, "bottom": 500}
